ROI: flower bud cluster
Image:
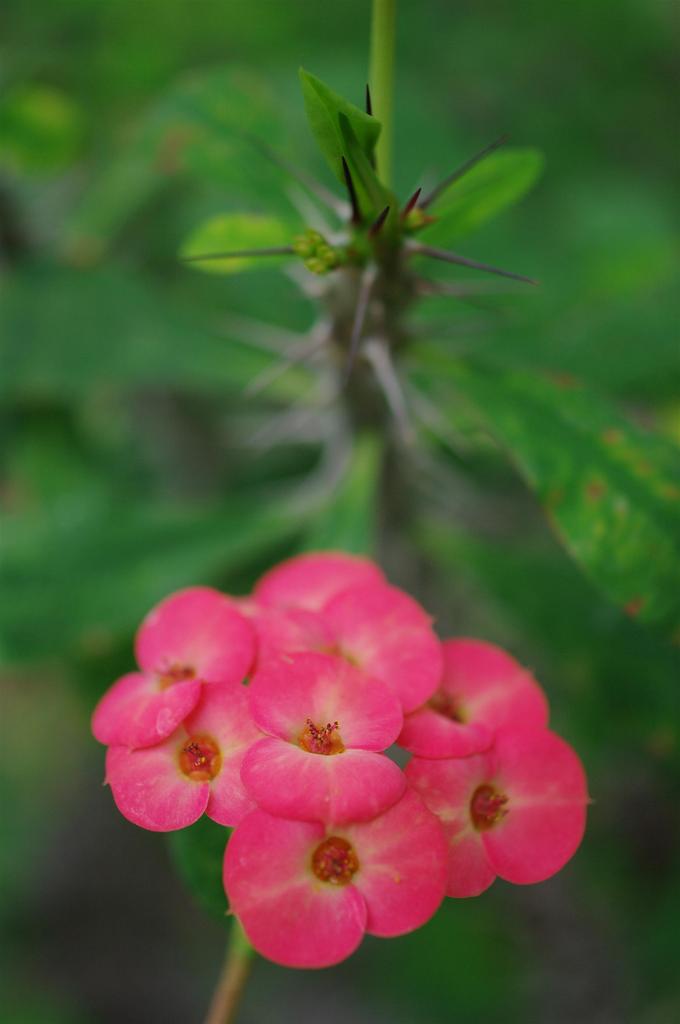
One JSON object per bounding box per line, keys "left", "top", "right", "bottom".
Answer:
{"left": 292, "top": 229, "right": 341, "bottom": 274}
{"left": 92, "top": 551, "right": 588, "bottom": 968}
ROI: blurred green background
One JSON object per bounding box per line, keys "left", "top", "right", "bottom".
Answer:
{"left": 1, "top": 1, "right": 679, "bottom": 1021}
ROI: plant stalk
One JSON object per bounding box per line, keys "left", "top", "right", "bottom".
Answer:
{"left": 203, "top": 921, "right": 254, "bottom": 1024}
{"left": 369, "top": 0, "right": 396, "bottom": 187}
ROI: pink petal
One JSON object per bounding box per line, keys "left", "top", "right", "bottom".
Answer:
{"left": 343, "top": 788, "right": 448, "bottom": 936}
{"left": 105, "top": 739, "right": 209, "bottom": 832}
{"left": 250, "top": 606, "right": 335, "bottom": 669}
{"left": 406, "top": 754, "right": 496, "bottom": 897}
{"left": 398, "top": 706, "right": 493, "bottom": 758}
{"left": 398, "top": 638, "right": 548, "bottom": 758}
{"left": 253, "top": 551, "right": 384, "bottom": 612}
{"left": 91, "top": 671, "right": 201, "bottom": 749}
{"left": 248, "top": 652, "right": 403, "bottom": 750}
{"left": 482, "top": 728, "right": 588, "bottom": 884}
{"left": 135, "top": 586, "right": 255, "bottom": 684}
{"left": 184, "top": 685, "right": 263, "bottom": 827}
{"left": 443, "top": 830, "right": 497, "bottom": 898}
{"left": 241, "top": 738, "right": 406, "bottom": 824}
{"left": 224, "top": 810, "right": 367, "bottom": 968}
{"left": 442, "top": 638, "right": 549, "bottom": 732}
{"left": 323, "top": 583, "right": 443, "bottom": 712}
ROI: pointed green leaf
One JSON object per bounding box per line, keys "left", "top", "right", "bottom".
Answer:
{"left": 299, "top": 68, "right": 381, "bottom": 186}
{"left": 180, "top": 212, "right": 294, "bottom": 274}
{"left": 414, "top": 348, "right": 680, "bottom": 639}
{"left": 423, "top": 148, "right": 544, "bottom": 243}
{"left": 337, "top": 112, "right": 394, "bottom": 222}
{"left": 303, "top": 433, "right": 382, "bottom": 555}
{"left": 167, "top": 817, "right": 231, "bottom": 922}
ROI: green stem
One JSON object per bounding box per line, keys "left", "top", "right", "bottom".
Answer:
{"left": 369, "top": 0, "right": 396, "bottom": 187}
{"left": 203, "top": 921, "right": 255, "bottom": 1024}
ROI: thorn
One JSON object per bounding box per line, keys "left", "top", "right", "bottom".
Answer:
{"left": 244, "top": 333, "right": 328, "bottom": 397}
{"left": 181, "top": 246, "right": 294, "bottom": 263}
{"left": 365, "top": 83, "right": 373, "bottom": 116}
{"left": 401, "top": 187, "right": 422, "bottom": 220}
{"left": 407, "top": 243, "right": 538, "bottom": 285}
{"left": 343, "top": 266, "right": 376, "bottom": 384}
{"left": 415, "top": 276, "right": 520, "bottom": 297}
{"left": 368, "top": 205, "right": 390, "bottom": 238}
{"left": 243, "top": 134, "right": 344, "bottom": 215}
{"left": 219, "top": 314, "right": 304, "bottom": 354}
{"left": 363, "top": 339, "right": 416, "bottom": 446}
{"left": 420, "top": 134, "right": 510, "bottom": 210}
{"left": 341, "top": 157, "right": 362, "bottom": 225}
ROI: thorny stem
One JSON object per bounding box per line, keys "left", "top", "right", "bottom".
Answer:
{"left": 203, "top": 920, "right": 254, "bottom": 1024}
{"left": 369, "top": 0, "right": 396, "bottom": 186}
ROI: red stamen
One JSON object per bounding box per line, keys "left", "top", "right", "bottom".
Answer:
{"left": 470, "top": 784, "right": 509, "bottom": 831}
{"left": 178, "top": 734, "right": 222, "bottom": 781}
{"left": 311, "top": 836, "right": 359, "bottom": 885}
{"left": 299, "top": 718, "right": 345, "bottom": 755}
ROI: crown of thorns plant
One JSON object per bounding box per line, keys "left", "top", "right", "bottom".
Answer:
{"left": 180, "top": 70, "right": 540, "bottom": 438}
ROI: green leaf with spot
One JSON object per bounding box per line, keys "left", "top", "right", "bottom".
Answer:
{"left": 180, "top": 212, "right": 294, "bottom": 274}
{"left": 299, "top": 68, "right": 381, "bottom": 186}
{"left": 422, "top": 147, "right": 544, "bottom": 243}
{"left": 303, "top": 433, "right": 382, "bottom": 555}
{"left": 413, "top": 348, "right": 680, "bottom": 639}
{"left": 167, "top": 817, "right": 231, "bottom": 922}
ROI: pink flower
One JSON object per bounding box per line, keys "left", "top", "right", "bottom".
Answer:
{"left": 241, "top": 652, "right": 405, "bottom": 824}
{"left": 398, "top": 638, "right": 548, "bottom": 757}
{"left": 406, "top": 728, "right": 588, "bottom": 897}
{"left": 224, "top": 788, "right": 448, "bottom": 968}
{"left": 105, "top": 684, "right": 262, "bottom": 831}
{"left": 248, "top": 604, "right": 335, "bottom": 671}
{"left": 253, "top": 550, "right": 384, "bottom": 612}
{"left": 92, "top": 587, "right": 255, "bottom": 749}
{"left": 321, "top": 582, "right": 443, "bottom": 712}
{"left": 252, "top": 553, "right": 442, "bottom": 711}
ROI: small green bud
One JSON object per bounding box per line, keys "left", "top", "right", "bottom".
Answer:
{"left": 293, "top": 228, "right": 341, "bottom": 275}
{"left": 403, "top": 208, "right": 434, "bottom": 232}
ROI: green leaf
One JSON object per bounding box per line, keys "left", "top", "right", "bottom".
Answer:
{"left": 422, "top": 148, "right": 544, "bottom": 243}
{"left": 167, "top": 817, "right": 231, "bottom": 922}
{"left": 337, "top": 112, "right": 394, "bottom": 222}
{"left": 180, "top": 212, "right": 294, "bottom": 274}
{"left": 299, "top": 68, "right": 381, "bottom": 186}
{"left": 303, "top": 433, "right": 382, "bottom": 555}
{"left": 413, "top": 349, "right": 680, "bottom": 639}
{"left": 0, "top": 266, "right": 312, "bottom": 401}
{"left": 0, "top": 85, "right": 83, "bottom": 174}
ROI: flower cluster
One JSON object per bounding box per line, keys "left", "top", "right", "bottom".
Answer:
{"left": 92, "top": 551, "right": 588, "bottom": 968}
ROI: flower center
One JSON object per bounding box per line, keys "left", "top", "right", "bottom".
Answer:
{"left": 299, "top": 718, "right": 345, "bottom": 755}
{"left": 428, "top": 688, "right": 466, "bottom": 723}
{"left": 470, "top": 784, "right": 509, "bottom": 831}
{"left": 178, "top": 734, "right": 222, "bottom": 781}
{"left": 311, "top": 837, "right": 359, "bottom": 885}
{"left": 159, "top": 663, "right": 196, "bottom": 690}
